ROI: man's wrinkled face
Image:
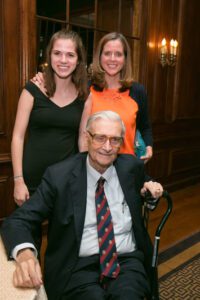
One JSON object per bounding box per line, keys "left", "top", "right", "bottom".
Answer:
{"left": 86, "top": 118, "right": 123, "bottom": 173}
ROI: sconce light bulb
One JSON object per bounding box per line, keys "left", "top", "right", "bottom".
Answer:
{"left": 174, "top": 40, "right": 178, "bottom": 48}
{"left": 160, "top": 38, "right": 167, "bottom": 57}
{"left": 173, "top": 40, "right": 178, "bottom": 56}
{"left": 161, "top": 38, "right": 167, "bottom": 46}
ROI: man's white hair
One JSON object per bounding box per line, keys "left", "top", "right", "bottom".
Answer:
{"left": 86, "top": 110, "right": 126, "bottom": 137}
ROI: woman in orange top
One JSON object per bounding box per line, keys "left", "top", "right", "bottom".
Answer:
{"left": 79, "top": 32, "right": 153, "bottom": 162}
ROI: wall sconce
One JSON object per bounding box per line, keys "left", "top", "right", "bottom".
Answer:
{"left": 39, "top": 62, "right": 48, "bottom": 71}
{"left": 160, "top": 38, "right": 178, "bottom": 67}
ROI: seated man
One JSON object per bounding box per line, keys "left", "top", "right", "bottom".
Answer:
{"left": 1, "top": 111, "right": 163, "bottom": 300}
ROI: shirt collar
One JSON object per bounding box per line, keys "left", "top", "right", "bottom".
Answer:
{"left": 86, "top": 155, "right": 114, "bottom": 187}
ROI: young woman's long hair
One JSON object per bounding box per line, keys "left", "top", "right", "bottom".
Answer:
{"left": 91, "top": 32, "right": 134, "bottom": 92}
{"left": 44, "top": 29, "right": 88, "bottom": 100}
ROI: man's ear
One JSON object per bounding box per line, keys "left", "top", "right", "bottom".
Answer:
{"left": 84, "top": 130, "right": 89, "bottom": 140}
{"left": 84, "top": 130, "right": 90, "bottom": 149}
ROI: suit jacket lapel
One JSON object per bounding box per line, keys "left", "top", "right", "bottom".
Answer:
{"left": 69, "top": 155, "right": 87, "bottom": 247}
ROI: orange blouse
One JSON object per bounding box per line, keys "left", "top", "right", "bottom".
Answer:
{"left": 90, "top": 86, "right": 138, "bottom": 155}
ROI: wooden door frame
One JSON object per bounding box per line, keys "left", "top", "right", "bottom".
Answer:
{"left": 0, "top": 0, "right": 36, "bottom": 223}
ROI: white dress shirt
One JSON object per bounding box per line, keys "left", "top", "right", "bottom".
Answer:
{"left": 79, "top": 156, "right": 136, "bottom": 256}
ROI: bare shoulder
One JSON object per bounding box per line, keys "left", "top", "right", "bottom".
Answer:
{"left": 19, "top": 88, "right": 34, "bottom": 104}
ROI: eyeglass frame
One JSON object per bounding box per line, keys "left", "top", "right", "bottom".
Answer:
{"left": 87, "top": 131, "right": 123, "bottom": 147}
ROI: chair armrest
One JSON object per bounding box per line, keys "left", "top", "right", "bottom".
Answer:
{"left": 0, "top": 236, "right": 47, "bottom": 300}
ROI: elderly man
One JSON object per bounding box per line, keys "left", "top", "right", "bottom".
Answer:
{"left": 1, "top": 111, "right": 162, "bottom": 300}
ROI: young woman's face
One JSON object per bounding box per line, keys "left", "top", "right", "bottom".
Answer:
{"left": 100, "top": 39, "right": 125, "bottom": 78}
{"left": 51, "top": 38, "right": 78, "bottom": 79}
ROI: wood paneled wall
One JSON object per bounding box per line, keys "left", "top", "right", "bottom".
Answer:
{"left": 0, "top": 0, "right": 36, "bottom": 223}
{"left": 139, "top": 0, "right": 200, "bottom": 190}
{"left": 0, "top": 0, "right": 199, "bottom": 222}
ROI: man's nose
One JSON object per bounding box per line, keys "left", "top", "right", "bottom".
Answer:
{"left": 102, "top": 139, "right": 113, "bottom": 151}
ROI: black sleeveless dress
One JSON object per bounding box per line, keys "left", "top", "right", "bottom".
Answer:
{"left": 23, "top": 81, "right": 84, "bottom": 194}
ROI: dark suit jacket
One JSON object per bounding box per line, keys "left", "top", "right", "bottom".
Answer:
{"left": 1, "top": 153, "right": 156, "bottom": 300}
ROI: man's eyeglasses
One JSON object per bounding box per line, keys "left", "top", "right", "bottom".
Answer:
{"left": 87, "top": 131, "right": 123, "bottom": 147}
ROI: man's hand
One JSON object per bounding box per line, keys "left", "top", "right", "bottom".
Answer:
{"left": 140, "top": 180, "right": 163, "bottom": 199}
{"left": 14, "top": 248, "right": 43, "bottom": 289}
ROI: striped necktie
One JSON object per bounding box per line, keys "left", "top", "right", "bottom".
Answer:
{"left": 95, "top": 177, "right": 120, "bottom": 281}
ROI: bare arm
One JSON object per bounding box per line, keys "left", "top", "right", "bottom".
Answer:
{"left": 140, "top": 146, "right": 153, "bottom": 164}
{"left": 11, "top": 89, "right": 34, "bottom": 206}
{"left": 14, "top": 248, "right": 42, "bottom": 289}
{"left": 78, "top": 93, "right": 92, "bottom": 152}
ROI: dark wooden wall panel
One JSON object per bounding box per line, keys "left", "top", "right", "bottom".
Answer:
{"left": 146, "top": 150, "right": 169, "bottom": 179}
{"left": 140, "top": 0, "right": 200, "bottom": 190}
{"left": 0, "top": 0, "right": 36, "bottom": 223}
{"left": 175, "top": 1, "right": 200, "bottom": 119}
{"left": 0, "top": 176, "right": 14, "bottom": 219}
{"left": 120, "top": 0, "right": 134, "bottom": 36}
{"left": 169, "top": 147, "right": 200, "bottom": 174}
{"left": 0, "top": 0, "right": 20, "bottom": 223}
{"left": 96, "top": 0, "right": 119, "bottom": 31}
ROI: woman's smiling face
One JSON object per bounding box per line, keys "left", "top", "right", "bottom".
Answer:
{"left": 51, "top": 38, "right": 78, "bottom": 79}
{"left": 100, "top": 39, "right": 125, "bottom": 79}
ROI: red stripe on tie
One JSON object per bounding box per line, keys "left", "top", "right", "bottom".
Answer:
{"left": 100, "top": 239, "right": 115, "bottom": 263}
{"left": 95, "top": 186, "right": 104, "bottom": 198}
{"left": 99, "top": 223, "right": 113, "bottom": 247}
{"left": 96, "top": 196, "right": 107, "bottom": 214}
{"left": 97, "top": 209, "right": 110, "bottom": 232}
{"left": 102, "top": 255, "right": 119, "bottom": 277}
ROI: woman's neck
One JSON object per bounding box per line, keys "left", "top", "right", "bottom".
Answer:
{"left": 104, "top": 74, "right": 121, "bottom": 90}
{"left": 52, "top": 75, "right": 78, "bottom": 104}
{"left": 54, "top": 75, "right": 72, "bottom": 91}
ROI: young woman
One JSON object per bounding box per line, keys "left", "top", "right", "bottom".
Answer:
{"left": 78, "top": 32, "right": 153, "bottom": 162}
{"left": 12, "top": 29, "right": 88, "bottom": 206}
